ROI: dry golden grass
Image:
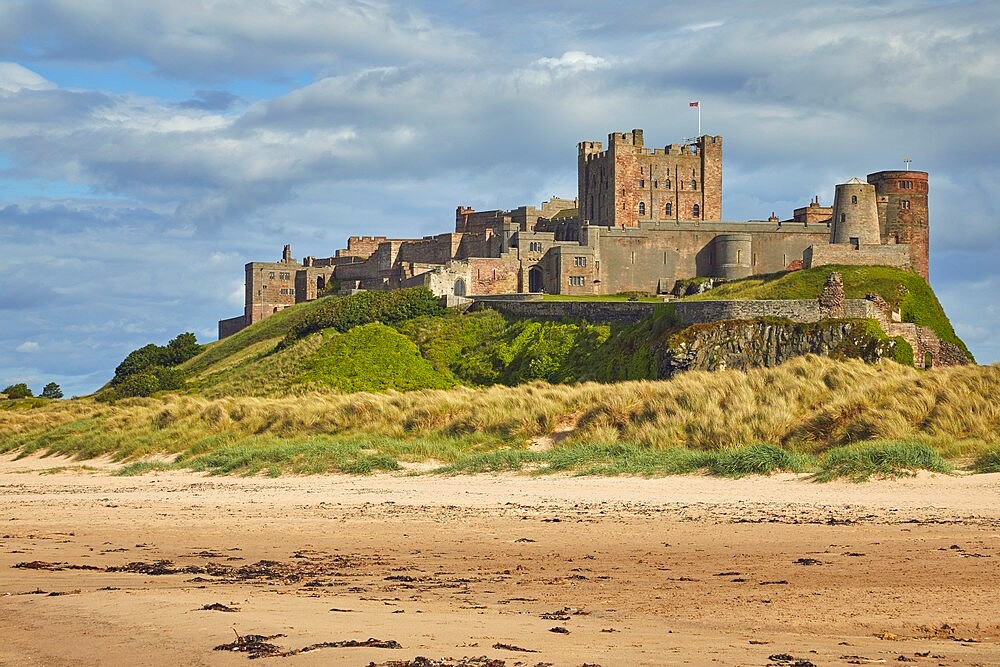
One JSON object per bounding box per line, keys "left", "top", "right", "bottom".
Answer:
{"left": 3, "top": 357, "right": 998, "bottom": 473}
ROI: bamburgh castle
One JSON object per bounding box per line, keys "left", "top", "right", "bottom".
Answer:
{"left": 219, "top": 129, "right": 929, "bottom": 339}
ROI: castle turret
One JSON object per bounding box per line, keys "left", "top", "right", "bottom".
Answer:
{"left": 830, "top": 178, "right": 880, "bottom": 246}
{"left": 867, "top": 170, "right": 929, "bottom": 280}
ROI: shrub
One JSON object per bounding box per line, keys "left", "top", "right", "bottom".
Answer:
{"left": 2, "top": 383, "right": 33, "bottom": 399}
{"left": 113, "top": 333, "right": 202, "bottom": 385}
{"left": 115, "top": 372, "right": 161, "bottom": 398}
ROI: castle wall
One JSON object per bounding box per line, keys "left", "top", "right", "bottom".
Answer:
{"left": 218, "top": 315, "right": 246, "bottom": 340}
{"left": 673, "top": 299, "right": 881, "bottom": 325}
{"left": 592, "top": 222, "right": 829, "bottom": 294}
{"left": 471, "top": 299, "right": 659, "bottom": 324}
{"left": 395, "top": 234, "right": 461, "bottom": 265}
{"left": 803, "top": 243, "right": 911, "bottom": 272}
{"left": 337, "top": 236, "right": 389, "bottom": 260}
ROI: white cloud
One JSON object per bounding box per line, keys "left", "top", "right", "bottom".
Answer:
{"left": 0, "top": 62, "right": 53, "bottom": 94}
{"left": 535, "top": 51, "right": 609, "bottom": 73}
{"left": 16, "top": 341, "right": 40, "bottom": 353}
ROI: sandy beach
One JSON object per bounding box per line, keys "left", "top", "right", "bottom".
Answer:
{"left": 1, "top": 454, "right": 999, "bottom": 666}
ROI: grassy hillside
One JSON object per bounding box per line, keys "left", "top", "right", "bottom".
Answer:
{"left": 681, "top": 265, "right": 971, "bottom": 359}
{"left": 4, "top": 275, "right": 986, "bottom": 479}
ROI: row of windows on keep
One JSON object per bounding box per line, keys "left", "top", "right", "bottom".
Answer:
{"left": 636, "top": 179, "right": 697, "bottom": 190}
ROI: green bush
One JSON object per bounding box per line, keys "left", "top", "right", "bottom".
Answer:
{"left": 113, "top": 332, "right": 202, "bottom": 385}
{"left": 892, "top": 337, "right": 914, "bottom": 366}
{"left": 2, "top": 383, "right": 33, "bottom": 399}
{"left": 115, "top": 372, "right": 161, "bottom": 398}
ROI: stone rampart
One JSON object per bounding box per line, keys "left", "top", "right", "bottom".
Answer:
{"left": 673, "top": 299, "right": 880, "bottom": 324}
{"left": 804, "top": 243, "right": 910, "bottom": 271}
{"left": 471, "top": 300, "right": 658, "bottom": 324}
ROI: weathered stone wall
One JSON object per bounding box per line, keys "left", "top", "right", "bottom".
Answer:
{"left": 218, "top": 315, "right": 246, "bottom": 340}
{"left": 591, "top": 222, "right": 829, "bottom": 294}
{"left": 338, "top": 236, "right": 389, "bottom": 259}
{"left": 673, "top": 299, "right": 880, "bottom": 325}
{"left": 804, "top": 243, "right": 911, "bottom": 271}
{"left": 471, "top": 300, "right": 658, "bottom": 324}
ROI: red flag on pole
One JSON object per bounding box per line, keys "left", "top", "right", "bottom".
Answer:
{"left": 689, "top": 101, "right": 699, "bottom": 107}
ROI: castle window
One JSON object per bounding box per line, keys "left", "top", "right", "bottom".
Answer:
{"left": 569, "top": 276, "right": 585, "bottom": 286}
{"left": 268, "top": 272, "right": 275, "bottom": 279}
{"left": 653, "top": 180, "right": 658, "bottom": 188}
{"left": 639, "top": 179, "right": 645, "bottom": 188}
{"left": 665, "top": 179, "right": 671, "bottom": 189}
{"left": 851, "top": 195, "right": 858, "bottom": 205}
{"left": 840, "top": 213, "right": 846, "bottom": 223}
{"left": 529, "top": 241, "right": 542, "bottom": 252}
{"left": 850, "top": 237, "right": 860, "bottom": 249}
{"left": 638, "top": 202, "right": 646, "bottom": 215}
{"left": 901, "top": 200, "right": 910, "bottom": 209}
{"left": 574, "top": 256, "right": 587, "bottom": 267}
{"left": 691, "top": 179, "right": 697, "bottom": 190}
{"left": 692, "top": 204, "right": 700, "bottom": 218}
{"left": 898, "top": 180, "right": 913, "bottom": 189}
{"left": 665, "top": 202, "right": 672, "bottom": 216}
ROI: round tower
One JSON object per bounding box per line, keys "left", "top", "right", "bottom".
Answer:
{"left": 713, "top": 233, "right": 752, "bottom": 279}
{"left": 830, "top": 178, "right": 880, "bottom": 246}
{"left": 867, "top": 170, "right": 929, "bottom": 280}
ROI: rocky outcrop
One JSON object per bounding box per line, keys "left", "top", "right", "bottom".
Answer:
{"left": 655, "top": 318, "right": 903, "bottom": 377}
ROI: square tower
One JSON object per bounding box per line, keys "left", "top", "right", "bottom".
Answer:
{"left": 578, "top": 130, "right": 722, "bottom": 227}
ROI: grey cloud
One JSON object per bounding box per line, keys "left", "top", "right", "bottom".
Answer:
{"left": 180, "top": 90, "right": 240, "bottom": 111}
{"left": 1, "top": 1, "right": 471, "bottom": 81}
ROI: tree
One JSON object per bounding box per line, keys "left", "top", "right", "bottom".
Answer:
{"left": 41, "top": 382, "right": 63, "bottom": 399}
{"left": 2, "top": 383, "right": 33, "bottom": 399}
{"left": 163, "top": 332, "right": 202, "bottom": 365}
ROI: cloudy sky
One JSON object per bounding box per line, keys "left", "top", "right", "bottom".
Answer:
{"left": 1, "top": 0, "right": 997, "bottom": 396}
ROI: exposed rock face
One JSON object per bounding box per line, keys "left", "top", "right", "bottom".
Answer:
{"left": 656, "top": 319, "right": 901, "bottom": 377}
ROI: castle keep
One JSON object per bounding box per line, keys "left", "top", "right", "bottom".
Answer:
{"left": 219, "top": 130, "right": 929, "bottom": 339}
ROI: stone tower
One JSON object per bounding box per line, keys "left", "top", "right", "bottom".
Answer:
{"left": 578, "top": 130, "right": 722, "bottom": 227}
{"left": 867, "top": 170, "right": 929, "bottom": 280}
{"left": 830, "top": 178, "right": 880, "bottom": 246}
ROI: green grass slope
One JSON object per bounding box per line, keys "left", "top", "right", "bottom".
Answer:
{"left": 681, "top": 265, "right": 971, "bottom": 359}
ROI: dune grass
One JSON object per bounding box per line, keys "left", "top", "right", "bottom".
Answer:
{"left": 812, "top": 441, "right": 952, "bottom": 482}
{"left": 3, "top": 356, "right": 997, "bottom": 479}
